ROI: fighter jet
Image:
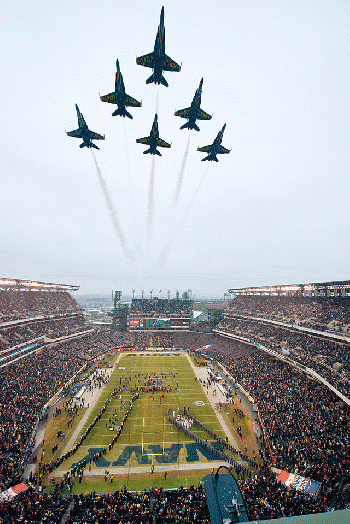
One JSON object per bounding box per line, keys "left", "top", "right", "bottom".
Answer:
{"left": 197, "top": 124, "right": 230, "bottom": 162}
{"left": 174, "top": 78, "right": 212, "bottom": 131}
{"left": 136, "top": 113, "right": 171, "bottom": 156}
{"left": 100, "top": 59, "right": 142, "bottom": 119}
{"left": 66, "top": 105, "right": 105, "bottom": 149}
{"left": 136, "top": 6, "right": 181, "bottom": 87}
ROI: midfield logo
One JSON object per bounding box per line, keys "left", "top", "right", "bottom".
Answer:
{"left": 72, "top": 442, "right": 224, "bottom": 468}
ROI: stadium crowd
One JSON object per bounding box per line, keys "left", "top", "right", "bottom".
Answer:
{"left": 1, "top": 288, "right": 350, "bottom": 520}
{"left": 227, "top": 295, "right": 350, "bottom": 332}
{"left": 0, "top": 316, "right": 86, "bottom": 352}
{"left": 130, "top": 298, "right": 192, "bottom": 317}
{"left": 0, "top": 290, "right": 80, "bottom": 323}
{"left": 0, "top": 487, "right": 70, "bottom": 524}
{"left": 201, "top": 342, "right": 350, "bottom": 512}
{"left": 217, "top": 317, "right": 350, "bottom": 397}
{"left": 0, "top": 329, "right": 145, "bottom": 492}
{"left": 238, "top": 468, "right": 349, "bottom": 519}
{"left": 65, "top": 485, "right": 210, "bottom": 524}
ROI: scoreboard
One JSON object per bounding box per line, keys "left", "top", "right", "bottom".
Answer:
{"left": 128, "top": 317, "right": 190, "bottom": 330}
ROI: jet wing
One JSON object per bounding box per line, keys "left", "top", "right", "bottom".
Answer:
{"left": 163, "top": 54, "right": 181, "bottom": 72}
{"left": 157, "top": 138, "right": 171, "bottom": 148}
{"left": 136, "top": 52, "right": 154, "bottom": 68}
{"left": 124, "top": 94, "right": 142, "bottom": 107}
{"left": 197, "top": 145, "right": 212, "bottom": 152}
{"left": 217, "top": 145, "right": 230, "bottom": 154}
{"left": 100, "top": 92, "right": 117, "bottom": 103}
{"left": 174, "top": 108, "right": 190, "bottom": 118}
{"left": 89, "top": 131, "right": 105, "bottom": 140}
{"left": 136, "top": 137, "right": 151, "bottom": 145}
{"left": 66, "top": 129, "right": 82, "bottom": 138}
{"left": 196, "top": 109, "right": 212, "bottom": 120}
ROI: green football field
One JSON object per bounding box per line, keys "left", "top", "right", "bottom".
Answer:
{"left": 56, "top": 351, "right": 234, "bottom": 473}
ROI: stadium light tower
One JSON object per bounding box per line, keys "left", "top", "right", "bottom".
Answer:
{"left": 132, "top": 289, "right": 135, "bottom": 299}
{"left": 141, "top": 290, "right": 144, "bottom": 300}
{"left": 150, "top": 290, "right": 153, "bottom": 299}
{"left": 158, "top": 289, "right": 162, "bottom": 299}
{"left": 167, "top": 290, "right": 170, "bottom": 300}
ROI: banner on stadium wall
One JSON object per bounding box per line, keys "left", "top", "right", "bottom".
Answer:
{"left": 0, "top": 483, "right": 28, "bottom": 502}
{"left": 194, "top": 344, "right": 214, "bottom": 352}
{"left": 277, "top": 470, "right": 321, "bottom": 497}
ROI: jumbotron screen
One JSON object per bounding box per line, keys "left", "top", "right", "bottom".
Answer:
{"left": 128, "top": 317, "right": 190, "bottom": 330}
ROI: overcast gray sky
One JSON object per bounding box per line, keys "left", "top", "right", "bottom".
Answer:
{"left": 1, "top": 0, "right": 349, "bottom": 298}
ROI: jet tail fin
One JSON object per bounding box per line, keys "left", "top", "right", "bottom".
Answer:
{"left": 144, "top": 148, "right": 161, "bottom": 156}
{"left": 180, "top": 122, "right": 200, "bottom": 131}
{"left": 90, "top": 143, "right": 100, "bottom": 150}
{"left": 202, "top": 154, "right": 217, "bottom": 162}
{"left": 146, "top": 73, "right": 168, "bottom": 87}
{"left": 159, "top": 75, "right": 168, "bottom": 87}
{"left": 146, "top": 73, "right": 155, "bottom": 85}
{"left": 112, "top": 107, "right": 133, "bottom": 119}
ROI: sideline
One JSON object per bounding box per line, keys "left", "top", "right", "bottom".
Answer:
{"left": 60, "top": 356, "right": 122, "bottom": 453}
{"left": 185, "top": 352, "right": 242, "bottom": 453}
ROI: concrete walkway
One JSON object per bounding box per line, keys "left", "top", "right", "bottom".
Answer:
{"left": 185, "top": 352, "right": 242, "bottom": 453}
{"left": 62, "top": 359, "right": 119, "bottom": 453}
{"left": 68, "top": 460, "right": 231, "bottom": 477}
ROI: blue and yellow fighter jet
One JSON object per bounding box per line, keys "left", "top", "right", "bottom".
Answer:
{"left": 100, "top": 59, "right": 142, "bottom": 119}
{"left": 136, "top": 113, "right": 171, "bottom": 156}
{"left": 174, "top": 78, "right": 212, "bottom": 131}
{"left": 197, "top": 124, "right": 230, "bottom": 162}
{"left": 66, "top": 105, "right": 105, "bottom": 149}
{"left": 136, "top": 6, "right": 181, "bottom": 87}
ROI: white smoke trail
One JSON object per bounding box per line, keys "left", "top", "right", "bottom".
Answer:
{"left": 173, "top": 133, "right": 191, "bottom": 206}
{"left": 92, "top": 152, "right": 134, "bottom": 260}
{"left": 146, "top": 155, "right": 156, "bottom": 251}
{"left": 159, "top": 164, "right": 210, "bottom": 266}
{"left": 155, "top": 89, "right": 160, "bottom": 114}
{"left": 123, "top": 119, "right": 134, "bottom": 209}
{"left": 123, "top": 120, "right": 143, "bottom": 262}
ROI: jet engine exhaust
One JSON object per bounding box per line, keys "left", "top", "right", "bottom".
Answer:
{"left": 92, "top": 152, "right": 134, "bottom": 260}
{"left": 147, "top": 155, "right": 156, "bottom": 250}
{"left": 159, "top": 164, "right": 210, "bottom": 266}
{"left": 173, "top": 133, "right": 191, "bottom": 206}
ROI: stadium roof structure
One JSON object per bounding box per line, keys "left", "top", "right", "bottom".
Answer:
{"left": 0, "top": 278, "right": 79, "bottom": 292}
{"left": 228, "top": 280, "right": 350, "bottom": 297}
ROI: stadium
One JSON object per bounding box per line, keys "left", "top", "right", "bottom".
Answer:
{"left": 0, "top": 278, "right": 349, "bottom": 523}
{"left": 2, "top": 1, "right": 349, "bottom": 522}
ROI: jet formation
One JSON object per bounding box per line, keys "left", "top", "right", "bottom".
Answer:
{"left": 66, "top": 6, "right": 230, "bottom": 162}
{"left": 100, "top": 59, "right": 141, "bottom": 119}
{"left": 136, "top": 113, "right": 171, "bottom": 156}
{"left": 66, "top": 104, "right": 105, "bottom": 150}
{"left": 136, "top": 6, "right": 181, "bottom": 87}
{"left": 174, "top": 78, "right": 212, "bottom": 131}
{"left": 197, "top": 124, "right": 231, "bottom": 162}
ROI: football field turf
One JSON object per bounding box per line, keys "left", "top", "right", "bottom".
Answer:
{"left": 56, "top": 351, "right": 230, "bottom": 473}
